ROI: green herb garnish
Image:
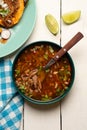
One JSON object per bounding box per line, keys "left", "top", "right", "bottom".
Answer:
{"left": 0, "top": 9, "right": 10, "bottom": 17}
{"left": 43, "top": 54, "right": 48, "bottom": 60}
{"left": 49, "top": 46, "right": 54, "bottom": 53}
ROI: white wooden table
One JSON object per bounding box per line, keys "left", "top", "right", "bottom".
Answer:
{"left": 11, "top": 0, "right": 87, "bottom": 129}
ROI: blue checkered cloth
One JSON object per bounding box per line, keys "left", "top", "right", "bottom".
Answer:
{"left": 0, "top": 59, "right": 24, "bottom": 130}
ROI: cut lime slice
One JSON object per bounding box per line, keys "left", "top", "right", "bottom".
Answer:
{"left": 62, "top": 10, "right": 81, "bottom": 24}
{"left": 45, "top": 14, "right": 59, "bottom": 35}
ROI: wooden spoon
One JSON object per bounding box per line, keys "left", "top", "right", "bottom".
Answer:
{"left": 38, "top": 32, "right": 84, "bottom": 82}
{"left": 43, "top": 32, "right": 83, "bottom": 70}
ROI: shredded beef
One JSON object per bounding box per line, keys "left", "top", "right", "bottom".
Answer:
{"left": 0, "top": 0, "right": 20, "bottom": 28}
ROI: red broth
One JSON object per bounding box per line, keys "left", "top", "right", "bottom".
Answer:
{"left": 14, "top": 44, "right": 72, "bottom": 101}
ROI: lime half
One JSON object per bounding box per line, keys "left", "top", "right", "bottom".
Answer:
{"left": 62, "top": 10, "right": 81, "bottom": 24}
{"left": 45, "top": 14, "right": 59, "bottom": 35}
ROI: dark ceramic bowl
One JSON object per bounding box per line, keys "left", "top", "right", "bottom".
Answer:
{"left": 12, "top": 41, "right": 75, "bottom": 105}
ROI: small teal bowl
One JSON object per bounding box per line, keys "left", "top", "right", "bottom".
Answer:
{"left": 12, "top": 41, "right": 75, "bottom": 105}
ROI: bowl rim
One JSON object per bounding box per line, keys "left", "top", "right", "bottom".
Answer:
{"left": 12, "top": 41, "right": 75, "bottom": 105}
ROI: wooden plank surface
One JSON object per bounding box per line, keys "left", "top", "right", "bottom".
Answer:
{"left": 12, "top": 0, "right": 87, "bottom": 129}
{"left": 61, "top": 0, "right": 87, "bottom": 130}
{"left": 23, "top": 0, "right": 61, "bottom": 130}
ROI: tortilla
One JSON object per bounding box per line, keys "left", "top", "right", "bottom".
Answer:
{"left": 0, "top": 0, "right": 24, "bottom": 28}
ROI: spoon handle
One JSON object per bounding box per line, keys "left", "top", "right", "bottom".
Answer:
{"left": 44, "top": 32, "right": 84, "bottom": 70}
{"left": 53, "top": 32, "right": 84, "bottom": 61}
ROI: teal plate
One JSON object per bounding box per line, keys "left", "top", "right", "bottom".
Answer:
{"left": 0, "top": 0, "right": 36, "bottom": 58}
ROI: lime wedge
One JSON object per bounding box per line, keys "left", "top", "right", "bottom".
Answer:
{"left": 62, "top": 10, "right": 81, "bottom": 24}
{"left": 45, "top": 14, "right": 59, "bottom": 35}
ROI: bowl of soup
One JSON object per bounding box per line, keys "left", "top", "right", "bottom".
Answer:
{"left": 12, "top": 41, "right": 75, "bottom": 105}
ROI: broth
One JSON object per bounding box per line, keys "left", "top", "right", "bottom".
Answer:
{"left": 14, "top": 44, "right": 72, "bottom": 101}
